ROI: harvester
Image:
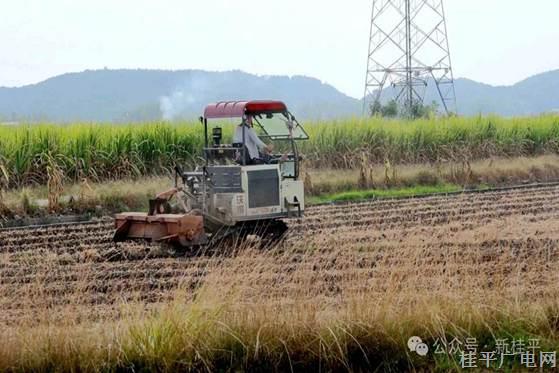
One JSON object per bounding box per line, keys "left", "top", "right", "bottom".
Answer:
{"left": 114, "top": 100, "right": 308, "bottom": 247}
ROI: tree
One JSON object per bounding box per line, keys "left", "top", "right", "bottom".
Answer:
{"left": 370, "top": 99, "right": 440, "bottom": 119}
{"left": 370, "top": 99, "right": 398, "bottom": 118}
{"left": 409, "top": 100, "right": 439, "bottom": 119}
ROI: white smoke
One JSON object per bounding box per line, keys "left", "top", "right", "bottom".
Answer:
{"left": 159, "top": 74, "right": 211, "bottom": 120}
{"left": 160, "top": 91, "right": 196, "bottom": 120}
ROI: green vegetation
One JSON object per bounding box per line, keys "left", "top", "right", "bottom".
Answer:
{"left": 0, "top": 122, "right": 204, "bottom": 188}
{"left": 1, "top": 115, "right": 559, "bottom": 188}
{"left": 369, "top": 99, "right": 440, "bottom": 119}
{"left": 309, "top": 184, "right": 463, "bottom": 204}
{"left": 302, "top": 114, "right": 559, "bottom": 168}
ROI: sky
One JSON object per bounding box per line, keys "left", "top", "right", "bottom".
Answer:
{"left": 1, "top": 0, "right": 559, "bottom": 98}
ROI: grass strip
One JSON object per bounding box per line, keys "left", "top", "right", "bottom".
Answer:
{"left": 308, "top": 184, "right": 464, "bottom": 204}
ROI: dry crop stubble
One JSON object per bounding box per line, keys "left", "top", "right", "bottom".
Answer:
{"left": 0, "top": 186, "right": 558, "bottom": 369}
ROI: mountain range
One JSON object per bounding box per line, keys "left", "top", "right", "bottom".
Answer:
{"left": 1, "top": 69, "right": 559, "bottom": 122}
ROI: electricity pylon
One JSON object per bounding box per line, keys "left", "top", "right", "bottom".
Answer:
{"left": 363, "top": 0, "right": 457, "bottom": 117}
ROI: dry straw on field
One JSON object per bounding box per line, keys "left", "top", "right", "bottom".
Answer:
{"left": 1, "top": 186, "right": 558, "bottom": 370}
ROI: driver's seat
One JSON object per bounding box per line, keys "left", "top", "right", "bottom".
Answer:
{"left": 232, "top": 143, "right": 252, "bottom": 165}
{"left": 232, "top": 143, "right": 268, "bottom": 165}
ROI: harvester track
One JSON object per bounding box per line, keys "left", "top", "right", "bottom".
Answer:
{"left": 1, "top": 183, "right": 559, "bottom": 325}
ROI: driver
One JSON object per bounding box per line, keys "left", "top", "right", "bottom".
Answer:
{"left": 233, "top": 115, "right": 273, "bottom": 164}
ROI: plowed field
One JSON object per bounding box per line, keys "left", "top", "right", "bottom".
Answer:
{"left": 1, "top": 185, "right": 558, "bottom": 326}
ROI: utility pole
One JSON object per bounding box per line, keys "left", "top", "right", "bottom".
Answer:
{"left": 363, "top": 0, "right": 457, "bottom": 117}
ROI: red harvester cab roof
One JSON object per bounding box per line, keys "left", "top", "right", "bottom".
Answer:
{"left": 204, "top": 100, "right": 288, "bottom": 119}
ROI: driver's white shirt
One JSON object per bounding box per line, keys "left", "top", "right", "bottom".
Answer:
{"left": 233, "top": 124, "right": 266, "bottom": 160}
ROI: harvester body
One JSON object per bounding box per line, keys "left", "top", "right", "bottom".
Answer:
{"left": 114, "top": 100, "right": 308, "bottom": 247}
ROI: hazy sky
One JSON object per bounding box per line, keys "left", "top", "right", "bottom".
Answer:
{"left": 2, "top": 0, "right": 559, "bottom": 98}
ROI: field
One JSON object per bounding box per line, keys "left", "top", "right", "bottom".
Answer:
{"left": 1, "top": 116, "right": 559, "bottom": 370}
{"left": 3, "top": 115, "right": 559, "bottom": 219}
{"left": 2, "top": 115, "right": 559, "bottom": 188}
{"left": 1, "top": 184, "right": 559, "bottom": 370}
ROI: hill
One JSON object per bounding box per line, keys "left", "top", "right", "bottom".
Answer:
{"left": 1, "top": 69, "right": 559, "bottom": 121}
{"left": 452, "top": 71, "right": 559, "bottom": 115}
{"left": 382, "top": 70, "right": 559, "bottom": 116}
{"left": 0, "top": 69, "right": 360, "bottom": 122}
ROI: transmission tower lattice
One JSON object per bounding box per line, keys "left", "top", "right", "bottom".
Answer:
{"left": 363, "top": 0, "right": 457, "bottom": 116}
